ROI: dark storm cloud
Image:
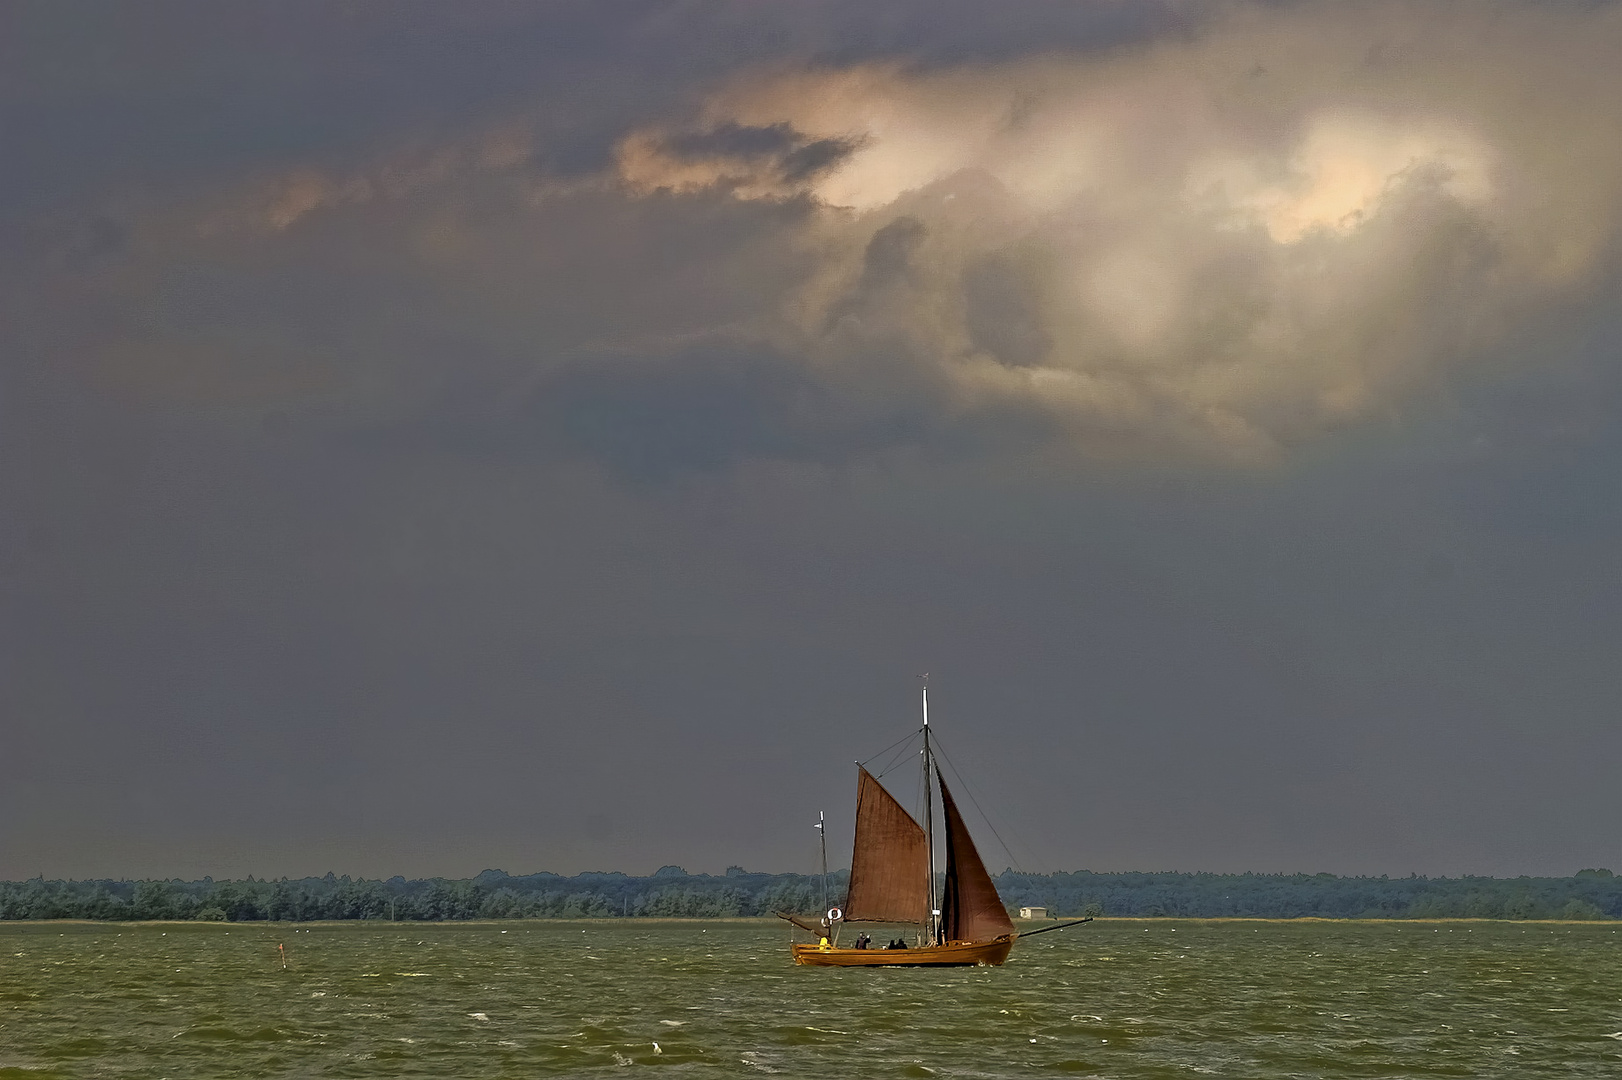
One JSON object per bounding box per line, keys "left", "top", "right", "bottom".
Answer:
{"left": 525, "top": 343, "right": 835, "bottom": 482}
{"left": 626, "top": 121, "right": 871, "bottom": 203}
{"left": 962, "top": 255, "right": 1051, "bottom": 369}
{"left": 5, "top": 1, "right": 1622, "bottom": 882}
{"left": 856, "top": 216, "right": 929, "bottom": 290}
{"left": 0, "top": 0, "right": 1190, "bottom": 215}
{"left": 659, "top": 122, "right": 864, "bottom": 188}
{"left": 512, "top": 336, "right": 1049, "bottom": 482}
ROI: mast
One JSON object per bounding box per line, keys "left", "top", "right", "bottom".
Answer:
{"left": 816, "top": 810, "right": 828, "bottom": 920}
{"left": 921, "top": 675, "right": 937, "bottom": 946}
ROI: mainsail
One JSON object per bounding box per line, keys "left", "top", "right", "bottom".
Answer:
{"left": 938, "top": 775, "right": 1015, "bottom": 943}
{"left": 843, "top": 767, "right": 930, "bottom": 924}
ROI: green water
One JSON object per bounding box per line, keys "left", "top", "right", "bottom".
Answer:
{"left": 2, "top": 920, "right": 1620, "bottom": 1078}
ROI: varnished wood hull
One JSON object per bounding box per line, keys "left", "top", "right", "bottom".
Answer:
{"left": 791, "top": 935, "right": 1015, "bottom": 967}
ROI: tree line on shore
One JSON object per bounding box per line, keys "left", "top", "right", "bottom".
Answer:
{"left": 1, "top": 866, "right": 1616, "bottom": 922}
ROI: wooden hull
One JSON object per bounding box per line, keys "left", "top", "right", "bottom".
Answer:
{"left": 791, "top": 936, "right": 1015, "bottom": 967}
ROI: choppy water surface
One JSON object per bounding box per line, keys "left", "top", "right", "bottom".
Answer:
{"left": 3, "top": 919, "right": 1620, "bottom": 1078}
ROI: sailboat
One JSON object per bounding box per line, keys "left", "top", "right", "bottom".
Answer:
{"left": 779, "top": 681, "right": 1085, "bottom": 967}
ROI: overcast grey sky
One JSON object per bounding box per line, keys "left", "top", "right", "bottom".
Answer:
{"left": 4, "top": 0, "right": 1622, "bottom": 881}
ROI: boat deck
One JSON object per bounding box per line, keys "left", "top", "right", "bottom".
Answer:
{"left": 790, "top": 936, "right": 1014, "bottom": 967}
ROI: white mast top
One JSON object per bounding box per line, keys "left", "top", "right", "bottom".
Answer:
{"left": 921, "top": 674, "right": 929, "bottom": 727}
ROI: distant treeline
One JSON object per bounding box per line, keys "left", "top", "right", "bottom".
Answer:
{"left": 1, "top": 866, "right": 1617, "bottom": 922}
{"left": 994, "top": 868, "right": 1621, "bottom": 921}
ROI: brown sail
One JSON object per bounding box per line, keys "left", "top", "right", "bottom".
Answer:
{"left": 938, "top": 775, "right": 1015, "bottom": 943}
{"left": 843, "top": 767, "right": 930, "bottom": 924}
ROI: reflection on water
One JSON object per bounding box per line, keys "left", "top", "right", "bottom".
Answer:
{"left": 1, "top": 919, "right": 1619, "bottom": 1077}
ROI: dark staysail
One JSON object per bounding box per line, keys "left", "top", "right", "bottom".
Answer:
{"left": 938, "top": 775, "right": 1015, "bottom": 943}
{"left": 843, "top": 767, "right": 930, "bottom": 924}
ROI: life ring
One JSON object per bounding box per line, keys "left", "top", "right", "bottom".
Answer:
{"left": 827, "top": 907, "right": 843, "bottom": 922}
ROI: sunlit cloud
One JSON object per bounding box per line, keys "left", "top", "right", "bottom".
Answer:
{"left": 52, "top": 1, "right": 1622, "bottom": 471}
{"left": 1193, "top": 113, "right": 1495, "bottom": 244}
{"left": 607, "top": 2, "right": 1622, "bottom": 461}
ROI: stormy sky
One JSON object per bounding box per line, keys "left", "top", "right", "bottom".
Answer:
{"left": 5, "top": 0, "right": 1622, "bottom": 881}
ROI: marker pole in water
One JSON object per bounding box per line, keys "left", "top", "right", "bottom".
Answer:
{"left": 278, "top": 943, "right": 288, "bottom": 970}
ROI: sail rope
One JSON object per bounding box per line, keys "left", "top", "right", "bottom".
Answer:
{"left": 930, "top": 734, "right": 1058, "bottom": 912}
{"left": 860, "top": 730, "right": 922, "bottom": 780}
{"left": 928, "top": 735, "right": 1028, "bottom": 873}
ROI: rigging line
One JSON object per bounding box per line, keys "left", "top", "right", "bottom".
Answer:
{"left": 930, "top": 737, "right": 1066, "bottom": 914}
{"left": 880, "top": 739, "right": 923, "bottom": 781}
{"left": 873, "top": 736, "right": 920, "bottom": 780}
{"left": 858, "top": 729, "right": 921, "bottom": 775}
{"left": 870, "top": 732, "right": 923, "bottom": 781}
{"left": 929, "top": 734, "right": 1023, "bottom": 869}
{"left": 931, "top": 735, "right": 1055, "bottom": 908}
{"left": 929, "top": 734, "right": 1035, "bottom": 875}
